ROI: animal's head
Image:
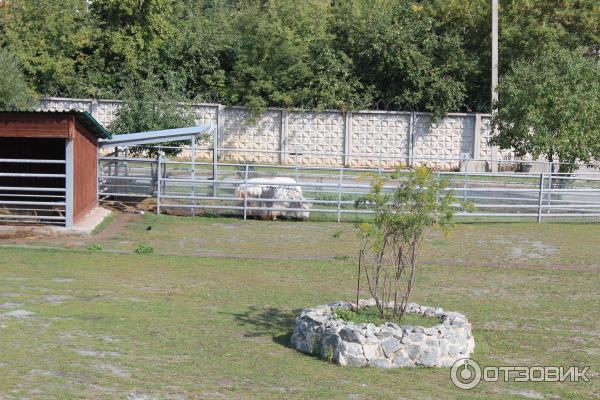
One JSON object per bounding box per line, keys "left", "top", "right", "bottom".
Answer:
{"left": 295, "top": 202, "right": 311, "bottom": 221}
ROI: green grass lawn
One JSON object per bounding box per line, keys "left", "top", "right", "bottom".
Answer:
{"left": 81, "top": 213, "right": 600, "bottom": 268}
{"left": 0, "top": 215, "right": 599, "bottom": 399}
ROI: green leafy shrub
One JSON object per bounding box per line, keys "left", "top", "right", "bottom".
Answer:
{"left": 354, "top": 166, "right": 460, "bottom": 320}
{"left": 86, "top": 243, "right": 103, "bottom": 252}
{"left": 134, "top": 244, "right": 154, "bottom": 255}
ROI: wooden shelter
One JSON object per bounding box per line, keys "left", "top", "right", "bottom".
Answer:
{"left": 0, "top": 111, "right": 110, "bottom": 227}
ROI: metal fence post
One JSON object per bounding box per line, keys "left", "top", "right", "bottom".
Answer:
{"left": 280, "top": 109, "right": 288, "bottom": 164}
{"left": 114, "top": 147, "right": 119, "bottom": 179}
{"left": 463, "top": 168, "right": 468, "bottom": 203}
{"left": 156, "top": 155, "right": 162, "bottom": 215}
{"left": 473, "top": 114, "right": 482, "bottom": 160}
{"left": 409, "top": 112, "right": 416, "bottom": 168}
{"left": 124, "top": 147, "right": 129, "bottom": 195}
{"left": 547, "top": 171, "right": 553, "bottom": 215}
{"left": 435, "top": 170, "right": 440, "bottom": 206}
{"left": 191, "top": 136, "right": 196, "bottom": 216}
{"left": 343, "top": 112, "right": 352, "bottom": 167}
{"left": 243, "top": 164, "right": 249, "bottom": 220}
{"left": 337, "top": 168, "right": 344, "bottom": 223}
{"left": 537, "top": 173, "right": 544, "bottom": 223}
{"left": 213, "top": 107, "right": 222, "bottom": 197}
{"left": 96, "top": 146, "right": 100, "bottom": 204}
{"left": 65, "top": 139, "right": 74, "bottom": 228}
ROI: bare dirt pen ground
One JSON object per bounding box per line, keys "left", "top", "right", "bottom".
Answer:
{"left": 0, "top": 213, "right": 598, "bottom": 399}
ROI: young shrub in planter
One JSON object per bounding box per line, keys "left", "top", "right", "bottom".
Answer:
{"left": 355, "top": 166, "right": 458, "bottom": 320}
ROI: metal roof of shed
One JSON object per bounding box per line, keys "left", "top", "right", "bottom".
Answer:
{"left": 98, "top": 125, "right": 215, "bottom": 148}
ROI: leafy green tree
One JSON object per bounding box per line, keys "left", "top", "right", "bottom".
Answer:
{"left": 414, "top": 0, "right": 492, "bottom": 112}
{"left": 0, "top": 0, "right": 92, "bottom": 96}
{"left": 501, "top": 0, "right": 600, "bottom": 64}
{"left": 491, "top": 49, "right": 600, "bottom": 172}
{"left": 157, "top": 0, "right": 234, "bottom": 103}
{"left": 87, "top": 0, "right": 179, "bottom": 96}
{"left": 3, "top": 0, "right": 599, "bottom": 117}
{"left": 330, "top": 0, "right": 476, "bottom": 118}
{"left": 0, "top": 48, "right": 37, "bottom": 110}
{"left": 225, "top": 0, "right": 370, "bottom": 112}
{"left": 109, "top": 76, "right": 198, "bottom": 156}
{"left": 418, "top": 0, "right": 600, "bottom": 112}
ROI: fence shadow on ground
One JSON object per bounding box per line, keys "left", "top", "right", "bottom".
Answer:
{"left": 228, "top": 306, "right": 302, "bottom": 347}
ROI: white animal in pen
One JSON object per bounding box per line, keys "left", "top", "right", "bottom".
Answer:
{"left": 234, "top": 177, "right": 311, "bottom": 220}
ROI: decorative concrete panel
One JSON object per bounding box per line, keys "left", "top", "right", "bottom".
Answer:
{"left": 288, "top": 111, "right": 344, "bottom": 165}
{"left": 95, "top": 100, "right": 122, "bottom": 128}
{"left": 479, "top": 116, "right": 493, "bottom": 160}
{"left": 351, "top": 112, "right": 410, "bottom": 168}
{"left": 220, "top": 108, "right": 281, "bottom": 163}
{"left": 193, "top": 105, "right": 218, "bottom": 127}
{"left": 479, "top": 116, "right": 515, "bottom": 162}
{"left": 38, "top": 98, "right": 92, "bottom": 113}
{"left": 192, "top": 105, "right": 219, "bottom": 159}
{"left": 414, "top": 115, "right": 475, "bottom": 169}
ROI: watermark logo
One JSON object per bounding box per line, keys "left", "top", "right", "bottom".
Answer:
{"left": 450, "top": 359, "right": 590, "bottom": 390}
{"left": 451, "top": 359, "right": 482, "bottom": 389}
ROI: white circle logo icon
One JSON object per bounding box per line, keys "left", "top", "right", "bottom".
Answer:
{"left": 451, "top": 358, "right": 482, "bottom": 390}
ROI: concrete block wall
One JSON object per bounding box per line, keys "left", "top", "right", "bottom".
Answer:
{"left": 39, "top": 97, "right": 513, "bottom": 169}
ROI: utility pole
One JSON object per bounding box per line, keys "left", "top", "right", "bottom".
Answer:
{"left": 490, "top": 0, "right": 499, "bottom": 172}
{"left": 491, "top": 0, "right": 499, "bottom": 106}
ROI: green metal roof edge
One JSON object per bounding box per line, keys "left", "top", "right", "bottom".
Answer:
{"left": 78, "top": 111, "right": 112, "bottom": 139}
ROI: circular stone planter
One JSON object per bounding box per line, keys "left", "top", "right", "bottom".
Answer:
{"left": 291, "top": 299, "right": 474, "bottom": 368}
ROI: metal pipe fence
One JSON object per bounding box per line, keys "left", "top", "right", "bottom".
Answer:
{"left": 98, "top": 156, "right": 600, "bottom": 223}
{"left": 0, "top": 158, "right": 67, "bottom": 226}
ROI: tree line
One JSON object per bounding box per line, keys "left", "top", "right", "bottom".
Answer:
{"left": 1, "top": 0, "right": 599, "bottom": 118}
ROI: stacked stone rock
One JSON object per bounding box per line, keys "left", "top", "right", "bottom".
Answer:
{"left": 291, "top": 299, "right": 475, "bottom": 368}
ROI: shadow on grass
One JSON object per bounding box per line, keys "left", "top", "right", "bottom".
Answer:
{"left": 228, "top": 306, "right": 302, "bottom": 347}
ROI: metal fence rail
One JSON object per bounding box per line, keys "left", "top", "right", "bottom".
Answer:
{"left": 98, "top": 156, "right": 600, "bottom": 223}
{"left": 0, "top": 158, "right": 67, "bottom": 226}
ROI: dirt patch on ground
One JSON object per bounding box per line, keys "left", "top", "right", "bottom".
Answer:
{"left": 500, "top": 389, "right": 545, "bottom": 399}
{"left": 0, "top": 211, "right": 137, "bottom": 248}
{"left": 78, "top": 349, "right": 121, "bottom": 358}
{"left": 509, "top": 240, "right": 559, "bottom": 259}
{"left": 91, "top": 212, "right": 143, "bottom": 242}
{"left": 1, "top": 309, "right": 35, "bottom": 318}
{"left": 0, "top": 226, "right": 61, "bottom": 241}
{"left": 0, "top": 302, "right": 22, "bottom": 308}
{"left": 43, "top": 295, "right": 73, "bottom": 305}
{"left": 426, "top": 259, "right": 600, "bottom": 273}
{"left": 93, "top": 362, "right": 130, "bottom": 378}
{"left": 51, "top": 278, "right": 75, "bottom": 283}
